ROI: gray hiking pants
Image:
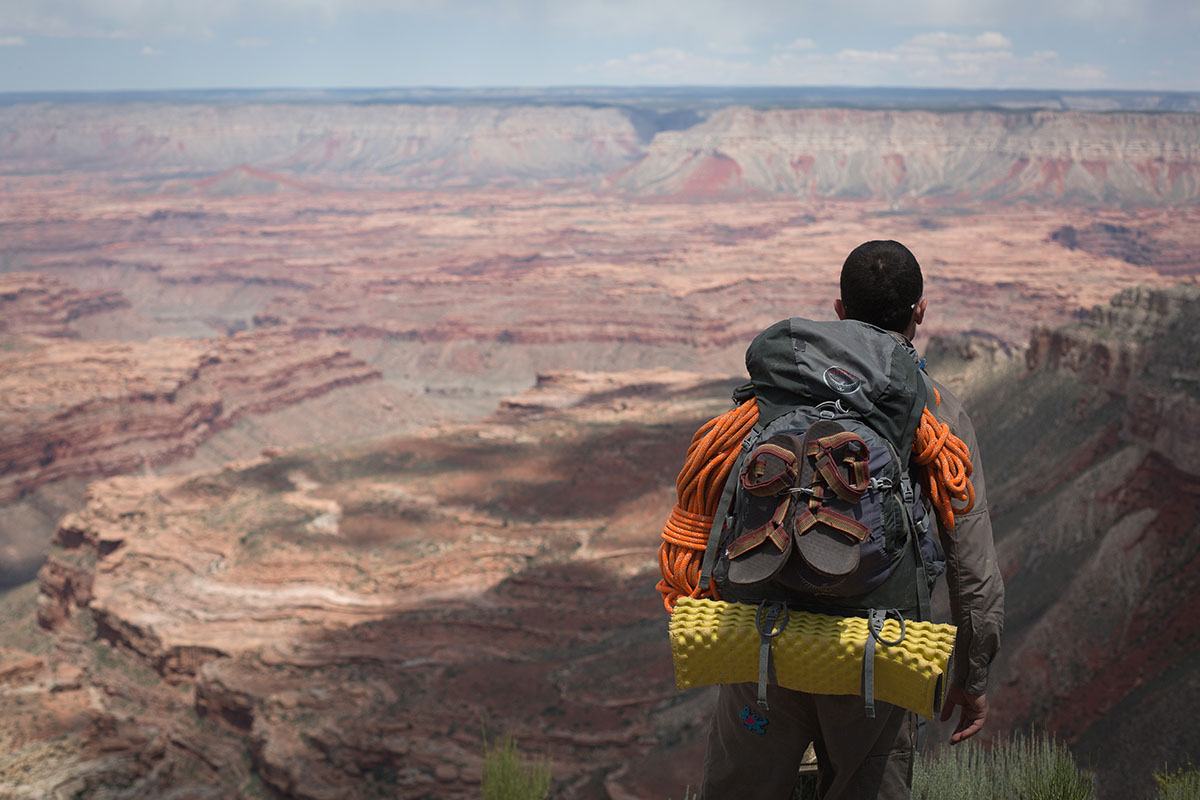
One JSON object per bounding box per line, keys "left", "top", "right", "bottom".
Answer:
{"left": 700, "top": 683, "right": 916, "bottom": 800}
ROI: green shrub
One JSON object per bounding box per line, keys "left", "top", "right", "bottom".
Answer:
{"left": 913, "top": 732, "right": 1094, "bottom": 800}
{"left": 1154, "top": 766, "right": 1200, "bottom": 800}
{"left": 482, "top": 735, "right": 551, "bottom": 800}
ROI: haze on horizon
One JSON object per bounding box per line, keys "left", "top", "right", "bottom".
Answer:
{"left": 1, "top": 0, "right": 1198, "bottom": 93}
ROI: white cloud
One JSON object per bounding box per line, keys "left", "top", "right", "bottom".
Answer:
{"left": 584, "top": 47, "right": 756, "bottom": 84}
{"left": 707, "top": 40, "right": 753, "bottom": 55}
{"left": 0, "top": 35, "right": 25, "bottom": 46}
{"left": 0, "top": 0, "right": 431, "bottom": 39}
{"left": 1, "top": 0, "right": 1196, "bottom": 44}
{"left": 235, "top": 36, "right": 270, "bottom": 47}
{"left": 907, "top": 31, "right": 1012, "bottom": 50}
{"left": 778, "top": 37, "right": 815, "bottom": 51}
{"left": 1064, "top": 64, "right": 1110, "bottom": 83}
{"left": 140, "top": 44, "right": 162, "bottom": 55}
{"left": 580, "top": 30, "right": 1121, "bottom": 90}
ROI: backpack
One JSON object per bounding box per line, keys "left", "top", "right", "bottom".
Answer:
{"left": 695, "top": 318, "right": 947, "bottom": 714}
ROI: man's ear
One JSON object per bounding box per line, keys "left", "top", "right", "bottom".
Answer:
{"left": 913, "top": 297, "right": 927, "bottom": 326}
{"left": 834, "top": 299, "right": 847, "bottom": 320}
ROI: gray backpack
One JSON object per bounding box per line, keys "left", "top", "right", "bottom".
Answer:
{"left": 702, "top": 318, "right": 946, "bottom": 621}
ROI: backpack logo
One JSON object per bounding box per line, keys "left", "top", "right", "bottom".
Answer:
{"left": 823, "top": 366, "right": 861, "bottom": 395}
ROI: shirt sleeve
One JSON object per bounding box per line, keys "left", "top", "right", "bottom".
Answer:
{"left": 929, "top": 379, "right": 1005, "bottom": 696}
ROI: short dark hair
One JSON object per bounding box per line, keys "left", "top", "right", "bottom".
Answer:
{"left": 839, "top": 240, "right": 923, "bottom": 333}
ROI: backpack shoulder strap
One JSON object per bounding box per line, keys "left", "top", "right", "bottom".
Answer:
{"left": 698, "top": 419, "right": 763, "bottom": 592}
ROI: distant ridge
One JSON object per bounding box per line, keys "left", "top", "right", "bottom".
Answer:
{"left": 3, "top": 99, "right": 1197, "bottom": 205}
{"left": 2, "top": 86, "right": 1200, "bottom": 113}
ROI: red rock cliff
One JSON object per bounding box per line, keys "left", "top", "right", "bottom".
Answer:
{"left": 0, "top": 329, "right": 381, "bottom": 504}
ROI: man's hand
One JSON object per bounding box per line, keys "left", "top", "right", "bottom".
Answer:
{"left": 941, "top": 685, "right": 988, "bottom": 744}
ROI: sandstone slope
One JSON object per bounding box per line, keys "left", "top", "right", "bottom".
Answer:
{"left": 4, "top": 102, "right": 1200, "bottom": 208}
{"left": 7, "top": 286, "right": 1200, "bottom": 798}
{"left": 0, "top": 273, "right": 130, "bottom": 338}
{"left": 15, "top": 369, "right": 733, "bottom": 799}
{"left": 612, "top": 108, "right": 1200, "bottom": 205}
{"left": 937, "top": 285, "right": 1200, "bottom": 799}
{"left": 0, "top": 329, "right": 381, "bottom": 506}
{"left": 0, "top": 103, "right": 642, "bottom": 188}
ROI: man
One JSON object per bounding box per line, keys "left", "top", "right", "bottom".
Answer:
{"left": 700, "top": 240, "right": 1005, "bottom": 799}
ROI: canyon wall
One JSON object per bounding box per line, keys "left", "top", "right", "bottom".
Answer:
{"left": 0, "top": 273, "right": 130, "bottom": 337}
{"left": 613, "top": 108, "right": 1200, "bottom": 204}
{"left": 3, "top": 103, "right": 1200, "bottom": 205}
{"left": 6, "top": 285, "right": 1197, "bottom": 798}
{"left": 0, "top": 327, "right": 381, "bottom": 506}
{"left": 0, "top": 103, "right": 643, "bottom": 187}
{"left": 16, "top": 369, "right": 724, "bottom": 799}
{"left": 953, "top": 284, "right": 1200, "bottom": 799}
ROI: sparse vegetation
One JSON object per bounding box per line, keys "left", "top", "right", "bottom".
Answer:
{"left": 482, "top": 735, "right": 551, "bottom": 800}
{"left": 1153, "top": 765, "right": 1200, "bottom": 800}
{"left": 912, "top": 732, "right": 1094, "bottom": 800}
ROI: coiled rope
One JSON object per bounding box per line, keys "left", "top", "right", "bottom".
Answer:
{"left": 911, "top": 387, "right": 976, "bottom": 530}
{"left": 656, "top": 389, "right": 975, "bottom": 611}
{"left": 655, "top": 400, "right": 758, "bottom": 611}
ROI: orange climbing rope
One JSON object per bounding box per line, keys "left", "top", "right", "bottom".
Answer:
{"left": 656, "top": 389, "right": 976, "bottom": 611}
{"left": 655, "top": 400, "right": 758, "bottom": 611}
{"left": 911, "top": 387, "right": 976, "bottom": 530}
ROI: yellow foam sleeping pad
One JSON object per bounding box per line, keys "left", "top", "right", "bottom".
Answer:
{"left": 669, "top": 597, "right": 956, "bottom": 721}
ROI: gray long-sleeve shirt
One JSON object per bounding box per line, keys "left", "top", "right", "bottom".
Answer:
{"left": 928, "top": 377, "right": 1005, "bottom": 696}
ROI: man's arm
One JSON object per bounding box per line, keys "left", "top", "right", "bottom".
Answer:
{"left": 929, "top": 379, "right": 1005, "bottom": 741}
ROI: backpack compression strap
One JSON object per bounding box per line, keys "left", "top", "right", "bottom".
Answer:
{"left": 698, "top": 421, "right": 763, "bottom": 592}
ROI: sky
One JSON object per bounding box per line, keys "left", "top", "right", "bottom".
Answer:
{"left": 0, "top": 0, "right": 1198, "bottom": 93}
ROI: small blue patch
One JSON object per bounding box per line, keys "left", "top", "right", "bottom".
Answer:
{"left": 739, "top": 705, "right": 768, "bottom": 734}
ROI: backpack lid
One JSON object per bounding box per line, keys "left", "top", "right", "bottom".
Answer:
{"left": 745, "top": 318, "right": 929, "bottom": 455}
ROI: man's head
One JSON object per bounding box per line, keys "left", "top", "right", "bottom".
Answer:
{"left": 834, "top": 240, "right": 927, "bottom": 340}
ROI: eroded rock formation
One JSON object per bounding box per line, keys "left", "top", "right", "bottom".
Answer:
{"left": 0, "top": 273, "right": 130, "bottom": 338}
{"left": 6, "top": 285, "right": 1200, "bottom": 798}
{"left": 0, "top": 330, "right": 381, "bottom": 505}
{"left": 613, "top": 109, "right": 1200, "bottom": 205}
{"left": 961, "top": 284, "right": 1200, "bottom": 799}
{"left": 4, "top": 102, "right": 1200, "bottom": 207}
{"left": 17, "top": 368, "right": 729, "bottom": 799}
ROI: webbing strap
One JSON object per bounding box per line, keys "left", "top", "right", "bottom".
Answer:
{"left": 698, "top": 423, "right": 762, "bottom": 591}
{"left": 807, "top": 432, "right": 870, "bottom": 503}
{"left": 755, "top": 601, "right": 788, "bottom": 711}
{"left": 793, "top": 503, "right": 871, "bottom": 542}
{"left": 725, "top": 496, "right": 791, "bottom": 559}
{"left": 740, "top": 442, "right": 799, "bottom": 496}
{"left": 879, "top": 436, "right": 931, "bottom": 623}
{"left": 862, "top": 608, "right": 906, "bottom": 718}
{"left": 911, "top": 515, "right": 932, "bottom": 623}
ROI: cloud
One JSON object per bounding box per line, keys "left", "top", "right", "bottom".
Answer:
{"left": 0, "top": 35, "right": 25, "bottom": 46}
{"left": 906, "top": 31, "right": 1012, "bottom": 50}
{"left": 0, "top": 0, "right": 443, "bottom": 39}
{"left": 580, "top": 30, "right": 1119, "bottom": 89}
{"left": 235, "top": 37, "right": 270, "bottom": 47}
{"left": 707, "top": 40, "right": 753, "bottom": 56}
{"left": 140, "top": 44, "right": 162, "bottom": 55}
{"left": 583, "top": 47, "right": 756, "bottom": 84}
{"left": 778, "top": 37, "right": 815, "bottom": 51}
{"left": 2, "top": 0, "right": 1196, "bottom": 44}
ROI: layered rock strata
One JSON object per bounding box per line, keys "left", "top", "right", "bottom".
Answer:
{"left": 1027, "top": 284, "right": 1200, "bottom": 473}
{"left": 25, "top": 368, "right": 731, "bottom": 799}
{"left": 969, "top": 284, "right": 1200, "bottom": 799}
{"left": 0, "top": 103, "right": 642, "bottom": 187}
{"left": 0, "top": 330, "right": 381, "bottom": 504}
{"left": 613, "top": 108, "right": 1200, "bottom": 205}
{"left": 3, "top": 103, "right": 1200, "bottom": 206}
{"left": 0, "top": 273, "right": 130, "bottom": 338}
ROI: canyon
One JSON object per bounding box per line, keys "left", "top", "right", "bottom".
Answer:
{"left": 0, "top": 90, "right": 1198, "bottom": 798}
